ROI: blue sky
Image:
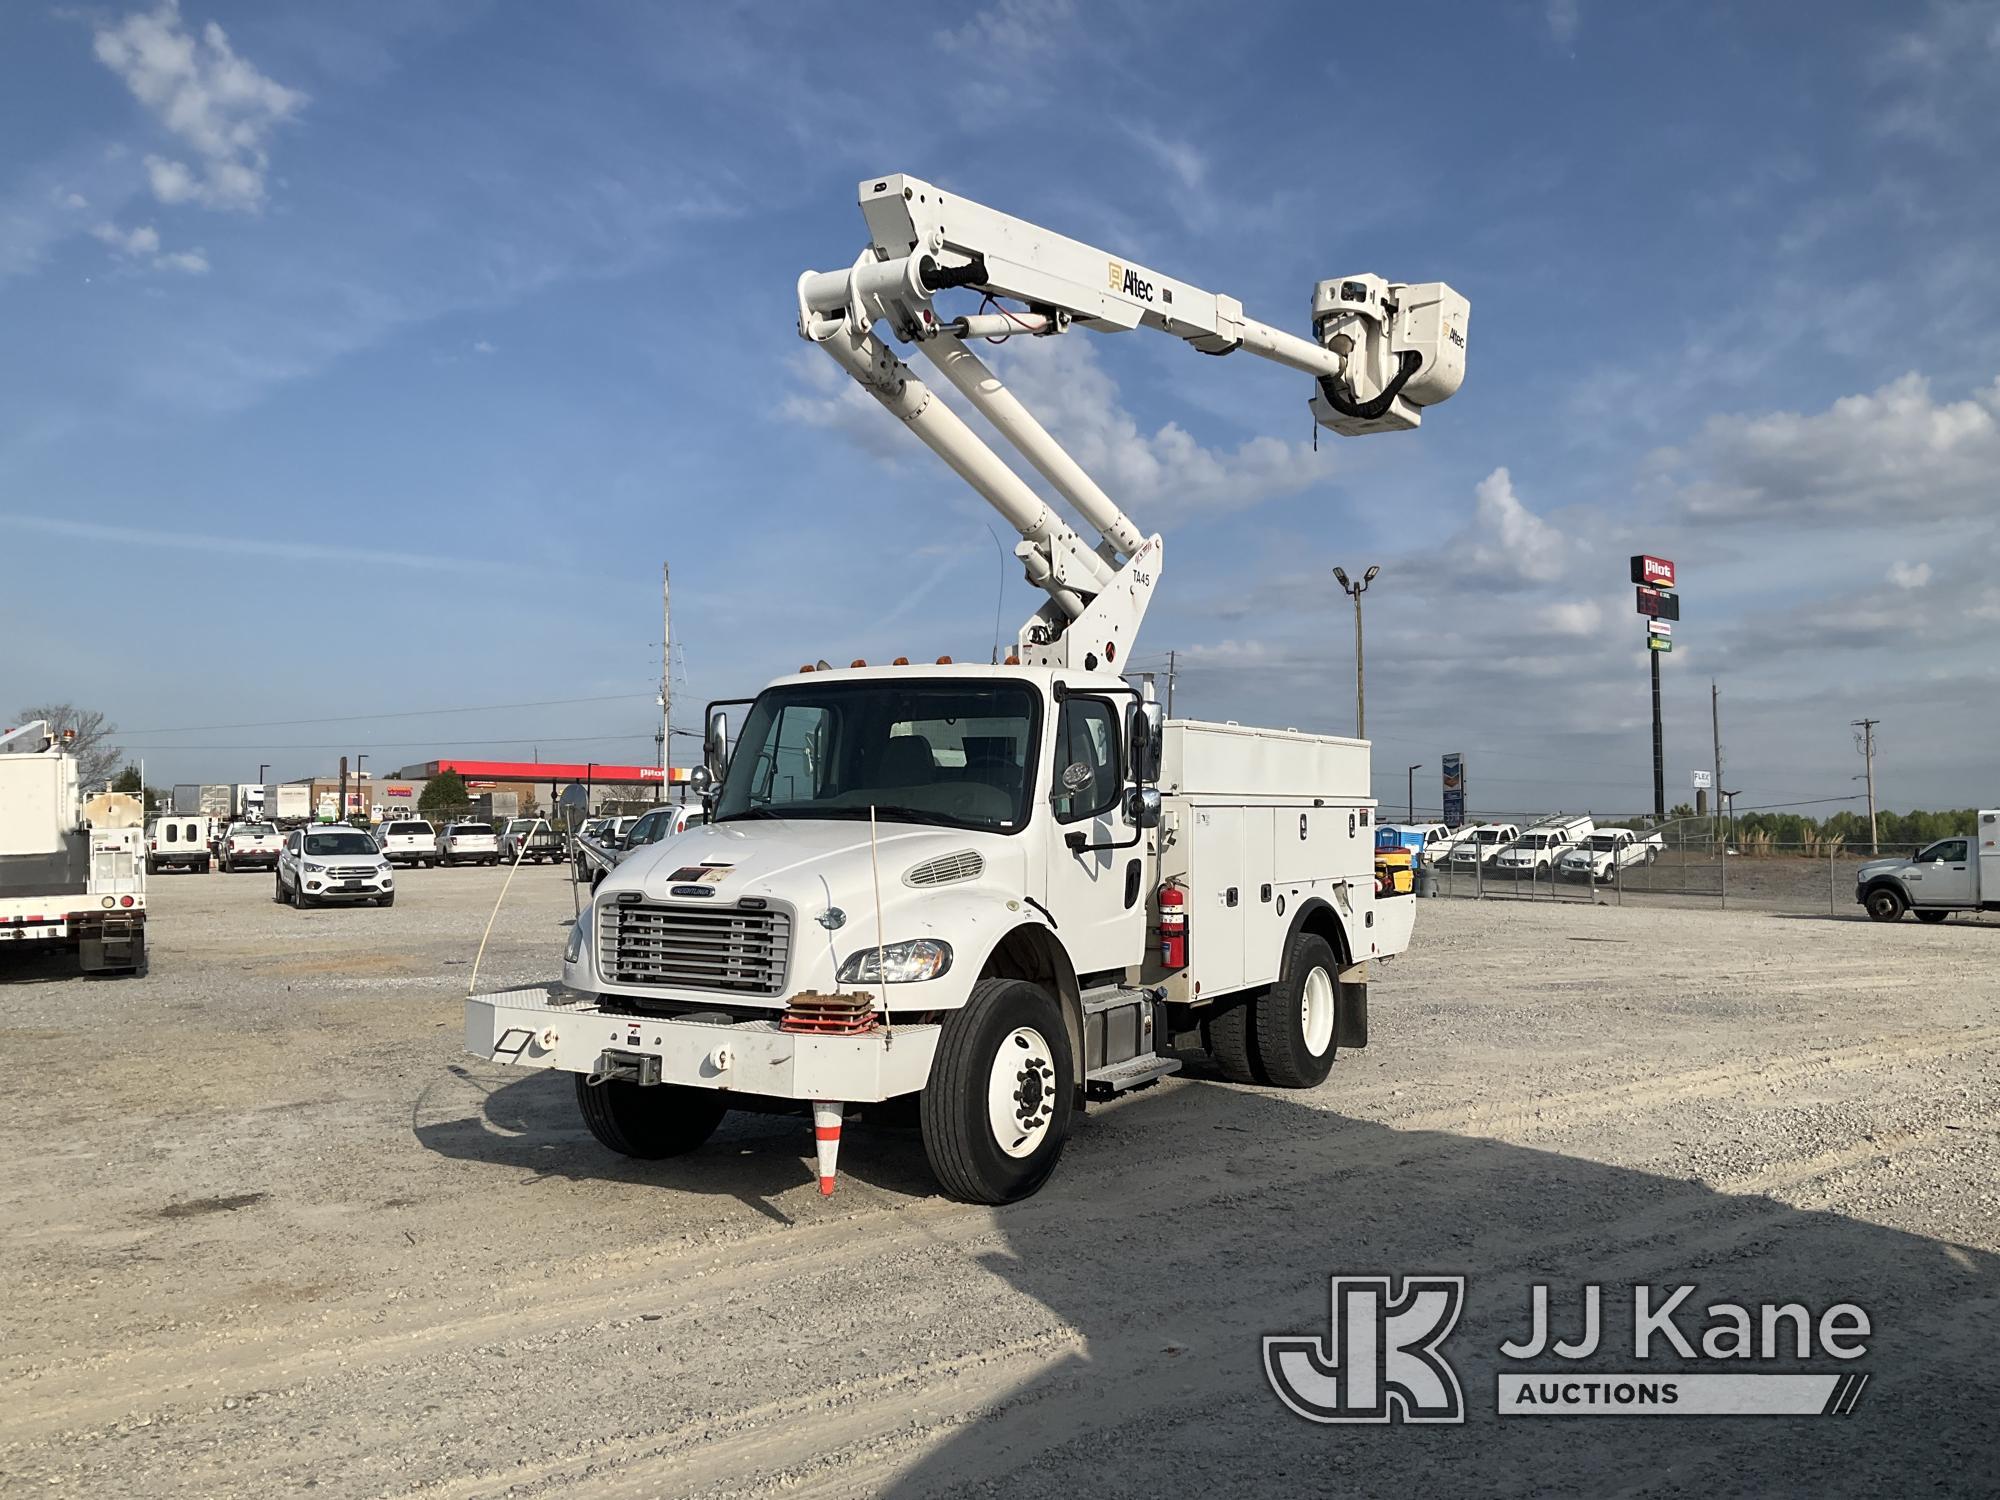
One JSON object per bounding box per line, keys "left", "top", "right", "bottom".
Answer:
{"left": 4, "top": 0, "right": 1997, "bottom": 818}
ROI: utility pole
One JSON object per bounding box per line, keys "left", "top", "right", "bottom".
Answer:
{"left": 1332, "top": 565, "right": 1379, "bottom": 739}
{"left": 1407, "top": 763, "right": 1423, "bottom": 823}
{"left": 355, "top": 753, "right": 368, "bottom": 821}
{"left": 1852, "top": 718, "right": 1879, "bottom": 854}
{"left": 1711, "top": 680, "right": 1722, "bottom": 845}
{"left": 668, "top": 560, "right": 684, "bottom": 804}
{"left": 1165, "top": 649, "right": 1177, "bottom": 719}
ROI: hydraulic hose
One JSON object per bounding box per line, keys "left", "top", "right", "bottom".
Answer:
{"left": 1317, "top": 349, "right": 1423, "bottom": 423}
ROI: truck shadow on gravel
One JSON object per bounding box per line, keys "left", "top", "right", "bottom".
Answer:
{"left": 415, "top": 1058, "right": 1998, "bottom": 1497}
{"left": 412, "top": 1065, "right": 943, "bottom": 1221}
{"left": 866, "top": 1079, "right": 1999, "bottom": 1500}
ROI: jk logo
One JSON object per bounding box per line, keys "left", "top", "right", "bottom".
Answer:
{"left": 1264, "top": 1276, "right": 1466, "bottom": 1424}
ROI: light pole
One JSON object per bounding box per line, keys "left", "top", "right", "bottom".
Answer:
{"left": 354, "top": 753, "right": 367, "bottom": 822}
{"left": 1332, "top": 565, "right": 1380, "bottom": 738}
{"left": 1407, "top": 763, "right": 1423, "bottom": 823}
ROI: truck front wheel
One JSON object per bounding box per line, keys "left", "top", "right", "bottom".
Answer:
{"left": 1249, "top": 931, "right": 1341, "bottom": 1088}
{"left": 1864, "top": 886, "right": 1907, "bottom": 923}
{"left": 921, "top": 977, "right": 1074, "bottom": 1204}
{"left": 574, "top": 1075, "right": 726, "bottom": 1159}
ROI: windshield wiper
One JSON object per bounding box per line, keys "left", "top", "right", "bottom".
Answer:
{"left": 714, "top": 807, "right": 787, "bottom": 823}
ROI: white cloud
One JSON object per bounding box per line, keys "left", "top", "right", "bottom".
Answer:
{"left": 1119, "top": 124, "right": 1207, "bottom": 194}
{"left": 5, "top": 513, "right": 546, "bottom": 577}
{"left": 58, "top": 190, "right": 88, "bottom": 210}
{"left": 936, "top": 0, "right": 1074, "bottom": 60}
{"left": 1433, "top": 466, "right": 1572, "bottom": 589}
{"left": 1669, "top": 373, "right": 2000, "bottom": 524}
{"left": 89, "top": 220, "right": 207, "bottom": 274}
{"left": 982, "top": 335, "right": 1324, "bottom": 524}
{"left": 472, "top": 339, "right": 496, "bottom": 355}
{"left": 90, "top": 221, "right": 161, "bottom": 257}
{"left": 780, "top": 334, "right": 1325, "bottom": 525}
{"left": 1547, "top": 0, "right": 1581, "bottom": 45}
{"left": 1888, "top": 560, "right": 1933, "bottom": 588}
{"left": 1536, "top": 599, "right": 1603, "bottom": 636}
{"left": 92, "top": 2, "right": 306, "bottom": 212}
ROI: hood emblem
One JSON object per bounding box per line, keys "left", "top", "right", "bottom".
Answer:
{"left": 817, "top": 907, "right": 847, "bottom": 931}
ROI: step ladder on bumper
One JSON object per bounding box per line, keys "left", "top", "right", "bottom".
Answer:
{"left": 1081, "top": 983, "right": 1182, "bottom": 1100}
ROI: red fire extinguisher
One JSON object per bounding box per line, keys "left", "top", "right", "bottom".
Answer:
{"left": 1158, "top": 881, "right": 1187, "bottom": 970}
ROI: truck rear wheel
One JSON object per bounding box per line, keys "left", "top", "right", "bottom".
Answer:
{"left": 1864, "top": 886, "right": 1906, "bottom": 923}
{"left": 1249, "top": 931, "right": 1341, "bottom": 1088}
{"left": 1202, "top": 1001, "right": 1264, "bottom": 1085}
{"left": 574, "top": 1075, "right": 726, "bottom": 1159}
{"left": 921, "top": 977, "right": 1073, "bottom": 1204}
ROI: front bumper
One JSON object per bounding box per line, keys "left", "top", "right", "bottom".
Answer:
{"left": 465, "top": 986, "right": 940, "bottom": 1102}
{"left": 301, "top": 871, "right": 393, "bottom": 899}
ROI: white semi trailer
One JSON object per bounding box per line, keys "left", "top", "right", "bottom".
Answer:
{"left": 466, "top": 174, "right": 1468, "bottom": 1202}
{"left": 0, "top": 722, "right": 147, "bottom": 974}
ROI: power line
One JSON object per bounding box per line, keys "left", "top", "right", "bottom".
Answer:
{"left": 120, "top": 733, "right": 661, "bottom": 752}
{"left": 123, "top": 692, "right": 654, "bottom": 736}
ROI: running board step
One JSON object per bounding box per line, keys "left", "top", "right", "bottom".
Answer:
{"left": 1085, "top": 1054, "right": 1182, "bottom": 1099}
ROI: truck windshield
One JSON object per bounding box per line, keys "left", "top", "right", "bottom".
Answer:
{"left": 715, "top": 679, "right": 1039, "bottom": 834}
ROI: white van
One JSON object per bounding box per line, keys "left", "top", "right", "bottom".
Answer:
{"left": 145, "top": 815, "right": 212, "bottom": 874}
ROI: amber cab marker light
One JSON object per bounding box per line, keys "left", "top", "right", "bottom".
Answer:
{"left": 936, "top": 656, "right": 953, "bottom": 665}
{"left": 893, "top": 656, "right": 909, "bottom": 666}
{"left": 851, "top": 659, "right": 868, "bottom": 668}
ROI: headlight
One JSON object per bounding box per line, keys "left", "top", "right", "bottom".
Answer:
{"left": 303, "top": 862, "right": 325, "bottom": 874}
{"left": 563, "top": 915, "right": 587, "bottom": 965}
{"left": 837, "top": 938, "right": 953, "bottom": 984}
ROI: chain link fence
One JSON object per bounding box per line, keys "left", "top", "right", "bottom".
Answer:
{"left": 1420, "top": 818, "right": 1890, "bottom": 916}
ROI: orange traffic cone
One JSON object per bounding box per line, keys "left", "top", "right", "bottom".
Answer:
{"left": 812, "top": 1100, "right": 843, "bottom": 1196}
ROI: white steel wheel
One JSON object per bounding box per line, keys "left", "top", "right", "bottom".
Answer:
{"left": 985, "top": 1025, "right": 1058, "bottom": 1158}
{"left": 1299, "top": 964, "right": 1337, "bottom": 1059}
{"left": 921, "top": 977, "right": 1074, "bottom": 1204}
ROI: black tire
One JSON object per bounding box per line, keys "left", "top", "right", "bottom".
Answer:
{"left": 145, "top": 856, "right": 157, "bottom": 876}
{"left": 1914, "top": 908, "right": 1948, "bottom": 924}
{"left": 1202, "top": 999, "right": 1264, "bottom": 1084}
{"left": 1864, "top": 885, "right": 1905, "bottom": 923}
{"left": 378, "top": 893, "right": 395, "bottom": 908}
{"left": 921, "top": 977, "right": 1074, "bottom": 1204}
{"left": 1249, "top": 931, "right": 1342, "bottom": 1088}
{"left": 273, "top": 874, "right": 285, "bottom": 904}
{"left": 574, "top": 1074, "right": 726, "bottom": 1159}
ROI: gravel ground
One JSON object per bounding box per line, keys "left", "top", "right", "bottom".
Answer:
{"left": 1, "top": 867, "right": 1995, "bottom": 1498}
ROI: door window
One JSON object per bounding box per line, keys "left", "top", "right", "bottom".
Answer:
{"left": 1926, "top": 839, "right": 1968, "bottom": 863}
{"left": 1051, "top": 698, "right": 1120, "bottom": 824}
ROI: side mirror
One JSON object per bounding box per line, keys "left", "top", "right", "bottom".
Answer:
{"left": 1124, "top": 700, "right": 1165, "bottom": 784}
{"left": 704, "top": 709, "right": 731, "bottom": 785}
{"left": 1125, "top": 785, "right": 1162, "bottom": 830}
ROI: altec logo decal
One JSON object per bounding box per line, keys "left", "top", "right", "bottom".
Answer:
{"left": 1266, "top": 1278, "right": 1873, "bottom": 1424}
{"left": 1107, "top": 259, "right": 1156, "bottom": 303}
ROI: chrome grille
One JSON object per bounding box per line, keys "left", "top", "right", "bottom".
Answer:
{"left": 330, "top": 865, "right": 379, "bottom": 879}
{"left": 599, "top": 903, "right": 790, "bottom": 995}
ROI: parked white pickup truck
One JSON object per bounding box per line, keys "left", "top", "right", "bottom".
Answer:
{"left": 219, "top": 821, "right": 283, "bottom": 873}
{"left": 1856, "top": 813, "right": 2000, "bottom": 922}
{"left": 1492, "top": 815, "right": 1594, "bottom": 878}
{"left": 1445, "top": 822, "right": 1520, "bottom": 871}
{"left": 1557, "top": 827, "right": 1663, "bottom": 882}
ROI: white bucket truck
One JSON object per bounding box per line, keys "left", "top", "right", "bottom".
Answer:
{"left": 465, "top": 175, "right": 1467, "bottom": 1202}
{"left": 0, "top": 721, "right": 146, "bottom": 974}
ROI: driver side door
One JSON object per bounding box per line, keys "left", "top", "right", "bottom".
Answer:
{"left": 1036, "top": 694, "right": 1142, "bottom": 979}
{"left": 1911, "top": 839, "right": 1975, "bottom": 907}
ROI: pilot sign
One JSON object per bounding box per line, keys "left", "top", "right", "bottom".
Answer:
{"left": 1630, "top": 554, "right": 1676, "bottom": 588}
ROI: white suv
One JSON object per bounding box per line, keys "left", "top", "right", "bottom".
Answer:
{"left": 438, "top": 821, "right": 500, "bottom": 866}
{"left": 377, "top": 819, "right": 440, "bottom": 868}
{"left": 276, "top": 826, "right": 395, "bottom": 908}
